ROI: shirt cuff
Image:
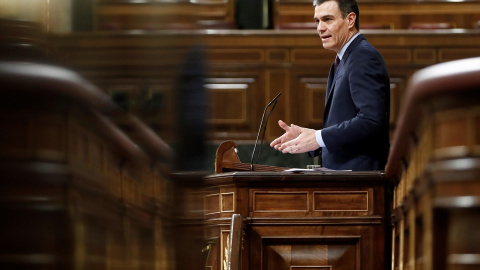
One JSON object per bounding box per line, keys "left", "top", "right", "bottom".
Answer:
{"left": 315, "top": 129, "right": 325, "bottom": 148}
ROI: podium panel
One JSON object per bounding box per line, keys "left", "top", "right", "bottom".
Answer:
{"left": 203, "top": 171, "right": 391, "bottom": 270}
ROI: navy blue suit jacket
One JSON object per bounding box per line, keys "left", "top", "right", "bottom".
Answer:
{"left": 315, "top": 34, "right": 390, "bottom": 171}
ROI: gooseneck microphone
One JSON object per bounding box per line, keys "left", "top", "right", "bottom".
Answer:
{"left": 250, "top": 92, "right": 282, "bottom": 171}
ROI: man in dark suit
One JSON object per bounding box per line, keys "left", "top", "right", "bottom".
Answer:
{"left": 270, "top": 0, "right": 390, "bottom": 171}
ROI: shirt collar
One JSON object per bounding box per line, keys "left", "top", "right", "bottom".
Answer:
{"left": 337, "top": 32, "right": 360, "bottom": 60}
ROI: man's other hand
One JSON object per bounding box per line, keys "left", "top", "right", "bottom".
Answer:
{"left": 270, "top": 120, "right": 319, "bottom": 154}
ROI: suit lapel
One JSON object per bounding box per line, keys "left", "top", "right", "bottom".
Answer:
{"left": 325, "top": 63, "right": 336, "bottom": 104}
{"left": 323, "top": 34, "right": 366, "bottom": 125}
{"left": 324, "top": 64, "right": 335, "bottom": 124}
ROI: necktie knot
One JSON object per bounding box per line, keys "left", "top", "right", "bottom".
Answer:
{"left": 334, "top": 56, "right": 340, "bottom": 74}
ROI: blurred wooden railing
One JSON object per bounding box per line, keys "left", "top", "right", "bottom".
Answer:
{"left": 0, "top": 61, "right": 176, "bottom": 269}
{"left": 385, "top": 57, "right": 480, "bottom": 270}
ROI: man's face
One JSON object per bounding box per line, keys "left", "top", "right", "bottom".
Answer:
{"left": 314, "top": 1, "right": 355, "bottom": 53}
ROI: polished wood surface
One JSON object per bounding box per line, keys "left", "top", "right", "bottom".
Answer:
{"left": 203, "top": 170, "right": 391, "bottom": 270}
{"left": 385, "top": 57, "right": 480, "bottom": 270}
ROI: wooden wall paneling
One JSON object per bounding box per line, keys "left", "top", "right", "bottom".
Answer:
{"left": 289, "top": 47, "right": 332, "bottom": 132}
{"left": 47, "top": 33, "right": 203, "bottom": 143}
{"left": 413, "top": 48, "right": 437, "bottom": 65}
{"left": 379, "top": 48, "right": 413, "bottom": 66}
{"left": 265, "top": 69, "right": 290, "bottom": 139}
{"left": 95, "top": 0, "right": 236, "bottom": 31}
{"left": 96, "top": 79, "right": 176, "bottom": 141}
{"left": 299, "top": 76, "right": 328, "bottom": 129}
{"left": 206, "top": 71, "right": 264, "bottom": 141}
{"left": 266, "top": 48, "right": 289, "bottom": 63}
{"left": 359, "top": 2, "right": 480, "bottom": 29}
{"left": 439, "top": 47, "right": 480, "bottom": 63}
{"left": 291, "top": 48, "right": 336, "bottom": 65}
{"left": 273, "top": 0, "right": 480, "bottom": 29}
{"left": 208, "top": 48, "right": 264, "bottom": 63}
{"left": 206, "top": 45, "right": 268, "bottom": 141}
{"left": 273, "top": 0, "right": 317, "bottom": 27}
{"left": 207, "top": 81, "right": 249, "bottom": 125}
{"left": 48, "top": 30, "right": 480, "bottom": 146}
{"left": 288, "top": 66, "right": 330, "bottom": 131}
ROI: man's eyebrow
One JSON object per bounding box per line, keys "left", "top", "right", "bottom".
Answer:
{"left": 315, "top": 14, "right": 334, "bottom": 20}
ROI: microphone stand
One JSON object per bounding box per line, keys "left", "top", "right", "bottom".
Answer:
{"left": 250, "top": 92, "right": 282, "bottom": 171}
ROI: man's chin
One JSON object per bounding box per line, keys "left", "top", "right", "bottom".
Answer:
{"left": 321, "top": 43, "right": 332, "bottom": 50}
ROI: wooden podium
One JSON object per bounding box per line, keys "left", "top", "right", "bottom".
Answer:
{"left": 204, "top": 141, "right": 392, "bottom": 270}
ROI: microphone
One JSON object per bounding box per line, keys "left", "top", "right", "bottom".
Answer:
{"left": 250, "top": 92, "right": 282, "bottom": 171}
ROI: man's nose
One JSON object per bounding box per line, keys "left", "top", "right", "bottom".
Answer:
{"left": 317, "top": 22, "right": 325, "bottom": 31}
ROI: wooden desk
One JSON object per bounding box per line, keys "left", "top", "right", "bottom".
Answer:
{"left": 202, "top": 170, "right": 391, "bottom": 270}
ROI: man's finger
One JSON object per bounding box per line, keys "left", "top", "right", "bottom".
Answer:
{"left": 270, "top": 138, "right": 279, "bottom": 147}
{"left": 270, "top": 133, "right": 284, "bottom": 147}
{"left": 278, "top": 140, "right": 295, "bottom": 152}
{"left": 278, "top": 120, "right": 290, "bottom": 132}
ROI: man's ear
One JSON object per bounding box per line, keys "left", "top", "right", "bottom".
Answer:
{"left": 347, "top": 12, "right": 356, "bottom": 29}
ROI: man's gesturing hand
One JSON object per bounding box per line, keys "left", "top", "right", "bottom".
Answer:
{"left": 270, "top": 120, "right": 320, "bottom": 154}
